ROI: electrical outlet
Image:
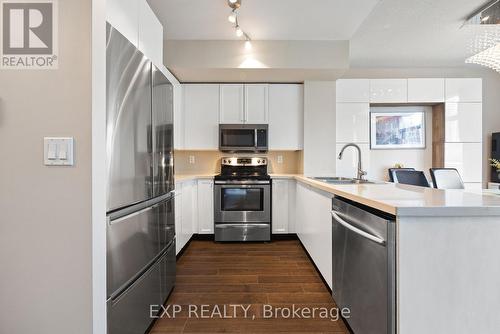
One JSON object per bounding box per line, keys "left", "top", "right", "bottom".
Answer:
{"left": 277, "top": 155, "right": 284, "bottom": 164}
{"left": 189, "top": 155, "right": 195, "bottom": 164}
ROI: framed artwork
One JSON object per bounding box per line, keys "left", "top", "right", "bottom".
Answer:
{"left": 370, "top": 111, "right": 426, "bottom": 149}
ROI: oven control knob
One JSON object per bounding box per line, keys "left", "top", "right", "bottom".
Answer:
{"left": 223, "top": 159, "right": 227, "bottom": 163}
{"left": 257, "top": 160, "right": 261, "bottom": 163}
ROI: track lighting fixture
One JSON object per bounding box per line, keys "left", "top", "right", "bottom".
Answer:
{"left": 235, "top": 26, "right": 243, "bottom": 37}
{"left": 226, "top": 0, "right": 252, "bottom": 47}
{"left": 228, "top": 11, "right": 237, "bottom": 23}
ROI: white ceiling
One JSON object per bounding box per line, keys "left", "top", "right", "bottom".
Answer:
{"left": 349, "top": 0, "right": 489, "bottom": 67}
{"left": 148, "top": 0, "right": 493, "bottom": 72}
{"left": 148, "top": 0, "right": 380, "bottom": 40}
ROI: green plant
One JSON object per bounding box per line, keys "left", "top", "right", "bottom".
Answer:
{"left": 490, "top": 158, "right": 500, "bottom": 172}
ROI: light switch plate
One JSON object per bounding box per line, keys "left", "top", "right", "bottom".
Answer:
{"left": 44, "top": 137, "right": 74, "bottom": 166}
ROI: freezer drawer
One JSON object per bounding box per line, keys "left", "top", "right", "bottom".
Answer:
{"left": 106, "top": 24, "right": 153, "bottom": 212}
{"left": 160, "top": 241, "right": 176, "bottom": 302}
{"left": 107, "top": 253, "right": 162, "bottom": 334}
{"left": 215, "top": 223, "right": 271, "bottom": 242}
{"left": 157, "top": 196, "right": 175, "bottom": 252}
{"left": 107, "top": 206, "right": 159, "bottom": 297}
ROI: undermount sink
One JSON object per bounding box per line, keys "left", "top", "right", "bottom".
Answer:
{"left": 311, "top": 176, "right": 375, "bottom": 184}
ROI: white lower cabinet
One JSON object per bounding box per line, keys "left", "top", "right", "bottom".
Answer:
{"left": 272, "top": 178, "right": 296, "bottom": 234}
{"left": 174, "top": 182, "right": 184, "bottom": 255}
{"left": 197, "top": 179, "right": 214, "bottom": 234}
{"left": 295, "top": 181, "right": 333, "bottom": 288}
{"left": 174, "top": 179, "right": 198, "bottom": 254}
{"left": 174, "top": 178, "right": 215, "bottom": 253}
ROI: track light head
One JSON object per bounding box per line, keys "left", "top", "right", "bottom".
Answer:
{"left": 228, "top": 10, "right": 237, "bottom": 23}
{"left": 235, "top": 26, "right": 243, "bottom": 37}
{"left": 228, "top": 0, "right": 241, "bottom": 10}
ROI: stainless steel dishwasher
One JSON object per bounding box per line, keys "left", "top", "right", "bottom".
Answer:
{"left": 331, "top": 196, "right": 396, "bottom": 334}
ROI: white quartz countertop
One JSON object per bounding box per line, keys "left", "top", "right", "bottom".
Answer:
{"left": 175, "top": 174, "right": 216, "bottom": 182}
{"left": 271, "top": 174, "right": 500, "bottom": 217}
{"left": 174, "top": 173, "right": 500, "bottom": 216}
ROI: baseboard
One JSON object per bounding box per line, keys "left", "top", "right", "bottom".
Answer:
{"left": 271, "top": 233, "right": 298, "bottom": 240}
{"left": 193, "top": 233, "right": 215, "bottom": 241}
{"left": 176, "top": 234, "right": 215, "bottom": 260}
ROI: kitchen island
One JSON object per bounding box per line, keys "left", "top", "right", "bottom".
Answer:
{"left": 173, "top": 173, "right": 500, "bottom": 333}
{"left": 272, "top": 174, "right": 500, "bottom": 334}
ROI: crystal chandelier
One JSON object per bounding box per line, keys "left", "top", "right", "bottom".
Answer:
{"left": 464, "top": 0, "right": 500, "bottom": 72}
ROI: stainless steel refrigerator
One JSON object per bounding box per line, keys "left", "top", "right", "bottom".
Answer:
{"left": 106, "top": 23, "right": 175, "bottom": 334}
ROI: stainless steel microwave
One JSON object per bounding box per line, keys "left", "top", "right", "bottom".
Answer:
{"left": 219, "top": 124, "right": 268, "bottom": 152}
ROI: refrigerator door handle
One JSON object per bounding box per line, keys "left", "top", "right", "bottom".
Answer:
{"left": 110, "top": 206, "right": 154, "bottom": 226}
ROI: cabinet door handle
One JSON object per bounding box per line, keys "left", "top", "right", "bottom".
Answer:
{"left": 331, "top": 210, "right": 386, "bottom": 245}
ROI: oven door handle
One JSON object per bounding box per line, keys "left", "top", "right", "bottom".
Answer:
{"left": 254, "top": 129, "right": 258, "bottom": 150}
{"left": 217, "top": 223, "right": 270, "bottom": 229}
{"left": 215, "top": 181, "right": 271, "bottom": 185}
{"left": 216, "top": 184, "right": 269, "bottom": 188}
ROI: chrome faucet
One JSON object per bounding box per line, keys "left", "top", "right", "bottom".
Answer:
{"left": 338, "top": 143, "right": 367, "bottom": 180}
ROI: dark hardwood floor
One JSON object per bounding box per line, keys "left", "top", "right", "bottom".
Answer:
{"left": 149, "top": 239, "right": 349, "bottom": 333}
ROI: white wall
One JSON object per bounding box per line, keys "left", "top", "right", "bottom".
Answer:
{"left": 343, "top": 67, "right": 500, "bottom": 186}
{"left": 0, "top": 0, "right": 93, "bottom": 333}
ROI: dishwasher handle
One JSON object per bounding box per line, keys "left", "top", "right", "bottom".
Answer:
{"left": 331, "top": 210, "right": 386, "bottom": 246}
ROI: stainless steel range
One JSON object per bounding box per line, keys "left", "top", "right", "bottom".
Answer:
{"left": 214, "top": 157, "right": 271, "bottom": 242}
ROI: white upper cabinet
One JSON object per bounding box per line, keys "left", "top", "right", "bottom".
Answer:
{"left": 220, "top": 84, "right": 245, "bottom": 123}
{"left": 268, "top": 84, "right": 303, "bottom": 150}
{"left": 106, "top": 0, "right": 139, "bottom": 46}
{"left": 445, "top": 103, "right": 482, "bottom": 143}
{"left": 183, "top": 84, "right": 220, "bottom": 149}
{"left": 336, "top": 103, "right": 370, "bottom": 143}
{"left": 220, "top": 84, "right": 269, "bottom": 124}
{"left": 245, "top": 84, "right": 269, "bottom": 123}
{"left": 445, "top": 78, "right": 483, "bottom": 102}
{"left": 370, "top": 79, "right": 408, "bottom": 103}
{"left": 407, "top": 78, "right": 445, "bottom": 103}
{"left": 336, "top": 79, "right": 370, "bottom": 103}
{"left": 197, "top": 179, "right": 214, "bottom": 234}
{"left": 138, "top": 0, "right": 163, "bottom": 68}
